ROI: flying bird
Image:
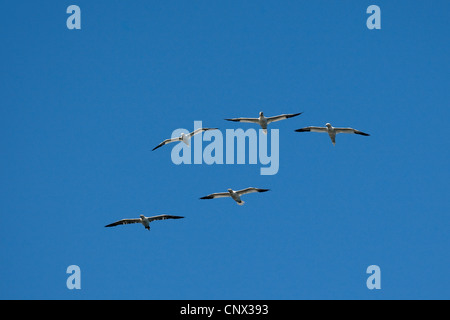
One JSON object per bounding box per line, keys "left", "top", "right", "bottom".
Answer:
{"left": 295, "top": 123, "right": 370, "bottom": 146}
{"left": 152, "top": 128, "right": 218, "bottom": 151}
{"left": 200, "top": 187, "right": 270, "bottom": 205}
{"left": 225, "top": 111, "right": 302, "bottom": 134}
{"left": 105, "top": 214, "right": 184, "bottom": 231}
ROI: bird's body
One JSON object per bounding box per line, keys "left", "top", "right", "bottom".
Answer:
{"left": 200, "top": 187, "right": 270, "bottom": 205}
{"left": 226, "top": 111, "right": 302, "bottom": 134}
{"left": 152, "top": 128, "right": 218, "bottom": 151}
{"left": 228, "top": 189, "right": 244, "bottom": 205}
{"left": 295, "top": 123, "right": 369, "bottom": 146}
{"left": 258, "top": 114, "right": 269, "bottom": 134}
{"left": 180, "top": 133, "right": 190, "bottom": 146}
{"left": 105, "top": 214, "right": 184, "bottom": 231}
{"left": 326, "top": 124, "right": 337, "bottom": 145}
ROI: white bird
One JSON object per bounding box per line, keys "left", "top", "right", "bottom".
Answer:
{"left": 152, "top": 128, "right": 218, "bottom": 151}
{"left": 226, "top": 111, "right": 302, "bottom": 134}
{"left": 105, "top": 214, "right": 184, "bottom": 231}
{"left": 295, "top": 123, "right": 370, "bottom": 146}
{"left": 200, "top": 187, "right": 270, "bottom": 205}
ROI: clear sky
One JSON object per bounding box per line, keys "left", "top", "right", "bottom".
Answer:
{"left": 1, "top": 1, "right": 449, "bottom": 300}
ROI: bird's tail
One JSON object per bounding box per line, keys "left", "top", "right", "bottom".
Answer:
{"left": 238, "top": 200, "right": 245, "bottom": 206}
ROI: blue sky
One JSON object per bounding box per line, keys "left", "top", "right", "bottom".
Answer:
{"left": 1, "top": 1, "right": 449, "bottom": 299}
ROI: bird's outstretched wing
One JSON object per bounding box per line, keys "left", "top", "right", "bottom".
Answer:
{"left": 267, "top": 112, "right": 302, "bottom": 124}
{"left": 147, "top": 214, "right": 184, "bottom": 222}
{"left": 225, "top": 117, "right": 259, "bottom": 123}
{"left": 295, "top": 126, "right": 328, "bottom": 133}
{"left": 236, "top": 188, "right": 270, "bottom": 196}
{"left": 334, "top": 128, "right": 370, "bottom": 136}
{"left": 105, "top": 219, "right": 141, "bottom": 228}
{"left": 189, "top": 128, "right": 219, "bottom": 137}
{"left": 200, "top": 192, "right": 231, "bottom": 200}
{"left": 152, "top": 137, "right": 180, "bottom": 151}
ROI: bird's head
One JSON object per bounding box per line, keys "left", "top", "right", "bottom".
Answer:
{"left": 259, "top": 111, "right": 264, "bottom": 117}
{"left": 139, "top": 214, "right": 145, "bottom": 219}
{"left": 227, "top": 188, "right": 233, "bottom": 193}
{"left": 325, "top": 123, "right": 332, "bottom": 128}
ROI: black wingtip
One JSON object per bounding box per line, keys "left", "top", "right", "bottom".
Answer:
{"left": 288, "top": 112, "right": 303, "bottom": 118}
{"left": 295, "top": 128, "right": 309, "bottom": 132}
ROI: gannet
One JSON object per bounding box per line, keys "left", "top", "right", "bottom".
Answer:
{"left": 152, "top": 128, "right": 218, "bottom": 151}
{"left": 295, "top": 123, "right": 370, "bottom": 146}
{"left": 226, "top": 112, "right": 302, "bottom": 134}
{"left": 105, "top": 214, "right": 184, "bottom": 231}
{"left": 200, "top": 187, "right": 270, "bottom": 205}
